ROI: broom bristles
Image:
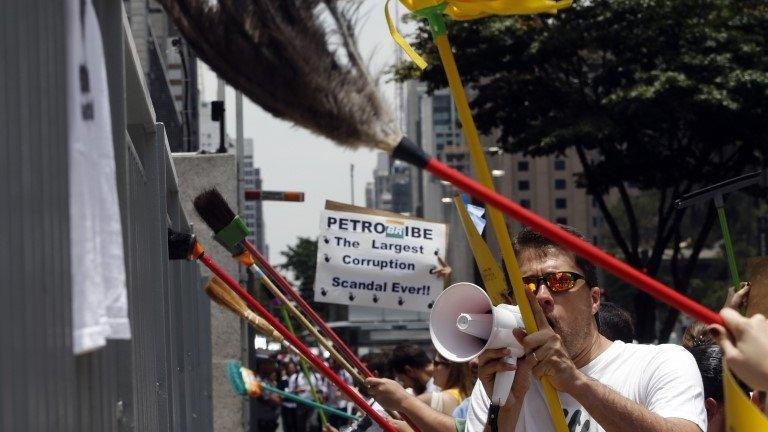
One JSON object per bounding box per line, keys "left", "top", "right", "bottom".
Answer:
{"left": 157, "top": 0, "right": 401, "bottom": 152}
{"left": 205, "top": 276, "right": 250, "bottom": 317}
{"left": 193, "top": 188, "right": 236, "bottom": 233}
{"left": 205, "top": 277, "right": 284, "bottom": 342}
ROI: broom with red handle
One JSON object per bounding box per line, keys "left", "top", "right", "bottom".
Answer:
{"left": 193, "top": 189, "right": 374, "bottom": 377}
{"left": 160, "top": 0, "right": 723, "bottom": 328}
{"left": 392, "top": 139, "right": 725, "bottom": 326}
{"left": 167, "top": 228, "right": 398, "bottom": 432}
{"left": 193, "top": 190, "right": 419, "bottom": 430}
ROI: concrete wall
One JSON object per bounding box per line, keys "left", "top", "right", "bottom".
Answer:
{"left": 173, "top": 153, "right": 247, "bottom": 432}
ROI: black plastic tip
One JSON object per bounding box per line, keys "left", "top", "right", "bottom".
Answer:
{"left": 392, "top": 136, "right": 430, "bottom": 169}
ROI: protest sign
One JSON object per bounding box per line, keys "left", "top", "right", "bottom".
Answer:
{"left": 314, "top": 201, "right": 448, "bottom": 311}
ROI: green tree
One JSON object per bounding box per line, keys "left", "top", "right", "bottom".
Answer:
{"left": 280, "top": 237, "right": 319, "bottom": 300}
{"left": 397, "top": 0, "right": 768, "bottom": 341}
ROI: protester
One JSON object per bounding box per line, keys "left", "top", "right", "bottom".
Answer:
{"left": 389, "top": 343, "right": 437, "bottom": 397}
{"left": 366, "top": 377, "right": 457, "bottom": 432}
{"left": 688, "top": 344, "right": 727, "bottom": 432}
{"left": 452, "top": 358, "right": 480, "bottom": 422}
{"left": 288, "top": 364, "right": 328, "bottom": 432}
{"left": 326, "top": 359, "right": 355, "bottom": 429}
{"left": 420, "top": 353, "right": 473, "bottom": 415}
{"left": 596, "top": 301, "right": 635, "bottom": 343}
{"left": 280, "top": 358, "right": 301, "bottom": 432}
{"left": 362, "top": 352, "right": 394, "bottom": 379}
{"left": 469, "top": 226, "right": 706, "bottom": 432}
{"left": 253, "top": 354, "right": 282, "bottom": 432}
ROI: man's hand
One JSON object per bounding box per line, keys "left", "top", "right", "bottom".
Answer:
{"left": 520, "top": 289, "right": 583, "bottom": 392}
{"left": 725, "top": 281, "right": 750, "bottom": 310}
{"left": 388, "top": 419, "right": 415, "bottom": 432}
{"left": 709, "top": 308, "right": 768, "bottom": 391}
{"left": 366, "top": 377, "right": 412, "bottom": 411}
{"left": 477, "top": 341, "right": 535, "bottom": 407}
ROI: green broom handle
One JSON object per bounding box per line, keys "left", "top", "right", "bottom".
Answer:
{"left": 279, "top": 305, "right": 330, "bottom": 426}
{"left": 715, "top": 195, "right": 741, "bottom": 289}
{"left": 260, "top": 382, "right": 358, "bottom": 420}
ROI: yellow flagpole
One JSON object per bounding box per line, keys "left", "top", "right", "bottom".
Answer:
{"left": 407, "top": 5, "right": 567, "bottom": 428}
{"left": 434, "top": 33, "right": 568, "bottom": 432}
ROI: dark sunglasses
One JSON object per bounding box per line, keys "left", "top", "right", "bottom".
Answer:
{"left": 522, "top": 271, "right": 585, "bottom": 293}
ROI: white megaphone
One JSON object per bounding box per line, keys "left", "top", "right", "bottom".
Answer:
{"left": 430, "top": 282, "right": 525, "bottom": 406}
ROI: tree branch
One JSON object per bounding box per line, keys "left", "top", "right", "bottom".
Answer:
{"left": 574, "top": 143, "right": 634, "bottom": 262}
{"left": 617, "top": 181, "right": 640, "bottom": 257}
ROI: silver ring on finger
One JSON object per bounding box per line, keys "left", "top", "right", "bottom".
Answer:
{"left": 531, "top": 351, "right": 539, "bottom": 362}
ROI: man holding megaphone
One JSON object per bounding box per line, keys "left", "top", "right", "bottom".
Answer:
{"left": 461, "top": 227, "right": 707, "bottom": 432}
{"left": 367, "top": 227, "right": 708, "bottom": 432}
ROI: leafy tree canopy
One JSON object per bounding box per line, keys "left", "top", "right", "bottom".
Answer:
{"left": 396, "top": 0, "right": 768, "bottom": 341}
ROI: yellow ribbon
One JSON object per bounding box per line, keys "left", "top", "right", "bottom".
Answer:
{"left": 388, "top": 0, "right": 572, "bottom": 68}
{"left": 385, "top": 0, "right": 428, "bottom": 70}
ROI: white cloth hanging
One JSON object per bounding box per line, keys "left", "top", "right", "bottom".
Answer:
{"left": 67, "top": 0, "right": 130, "bottom": 354}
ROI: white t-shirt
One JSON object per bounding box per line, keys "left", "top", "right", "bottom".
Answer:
{"left": 466, "top": 341, "right": 707, "bottom": 432}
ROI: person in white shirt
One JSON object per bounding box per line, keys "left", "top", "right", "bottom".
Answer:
{"left": 288, "top": 369, "right": 328, "bottom": 432}
{"left": 466, "top": 225, "right": 707, "bottom": 432}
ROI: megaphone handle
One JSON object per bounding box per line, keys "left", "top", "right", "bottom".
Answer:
{"left": 491, "top": 356, "right": 516, "bottom": 406}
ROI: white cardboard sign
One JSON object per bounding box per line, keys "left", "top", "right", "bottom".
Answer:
{"left": 314, "top": 202, "right": 448, "bottom": 311}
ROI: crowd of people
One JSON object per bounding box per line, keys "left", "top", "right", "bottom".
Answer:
{"left": 253, "top": 226, "right": 768, "bottom": 432}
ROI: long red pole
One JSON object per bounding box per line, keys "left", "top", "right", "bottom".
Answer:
{"left": 197, "top": 253, "right": 397, "bottom": 432}
{"left": 424, "top": 158, "right": 724, "bottom": 326}
{"left": 243, "top": 241, "right": 375, "bottom": 377}
{"left": 243, "top": 242, "right": 422, "bottom": 432}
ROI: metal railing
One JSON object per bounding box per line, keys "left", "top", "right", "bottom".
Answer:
{"left": 0, "top": 1, "right": 213, "bottom": 430}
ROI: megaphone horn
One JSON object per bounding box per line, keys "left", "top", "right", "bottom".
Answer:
{"left": 429, "top": 282, "right": 525, "bottom": 405}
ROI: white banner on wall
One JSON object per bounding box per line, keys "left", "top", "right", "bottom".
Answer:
{"left": 314, "top": 201, "right": 448, "bottom": 312}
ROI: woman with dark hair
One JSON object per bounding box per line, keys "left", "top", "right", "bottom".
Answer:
{"left": 417, "top": 353, "right": 474, "bottom": 416}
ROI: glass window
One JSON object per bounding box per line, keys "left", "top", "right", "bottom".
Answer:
{"left": 554, "top": 159, "right": 566, "bottom": 171}
{"left": 555, "top": 217, "right": 568, "bottom": 225}
{"left": 520, "top": 199, "right": 531, "bottom": 208}
{"left": 517, "top": 161, "right": 529, "bottom": 172}
{"left": 554, "top": 179, "right": 566, "bottom": 190}
{"left": 518, "top": 180, "right": 530, "bottom": 191}
{"left": 555, "top": 198, "right": 567, "bottom": 209}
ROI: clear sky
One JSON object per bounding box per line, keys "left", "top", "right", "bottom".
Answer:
{"left": 197, "top": 1, "right": 410, "bottom": 264}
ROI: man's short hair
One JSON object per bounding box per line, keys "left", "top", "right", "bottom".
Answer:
{"left": 361, "top": 352, "right": 393, "bottom": 379}
{"left": 388, "top": 343, "right": 431, "bottom": 374}
{"left": 513, "top": 225, "right": 599, "bottom": 288}
{"left": 596, "top": 302, "right": 635, "bottom": 343}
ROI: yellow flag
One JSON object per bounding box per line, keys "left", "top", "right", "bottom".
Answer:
{"left": 400, "top": 0, "right": 571, "bottom": 20}
{"left": 724, "top": 364, "right": 768, "bottom": 431}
